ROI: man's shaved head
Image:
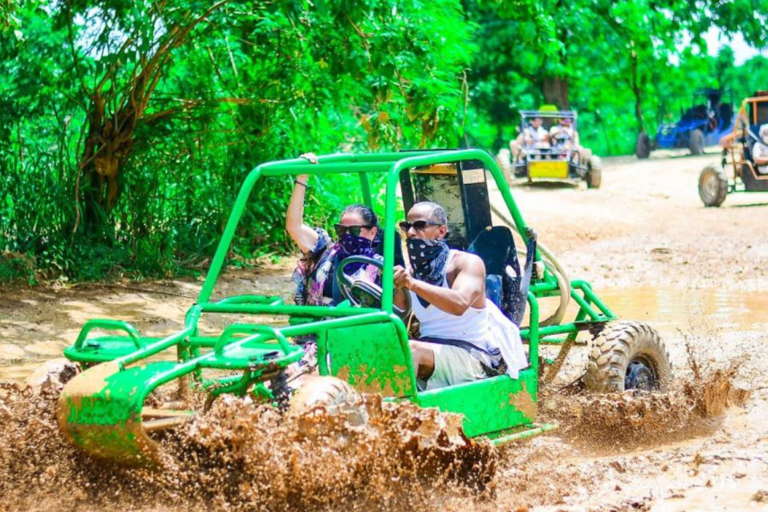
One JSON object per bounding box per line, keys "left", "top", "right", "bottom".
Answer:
{"left": 410, "top": 201, "right": 447, "bottom": 226}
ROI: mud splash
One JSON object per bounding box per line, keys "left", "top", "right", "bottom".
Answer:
{"left": 0, "top": 383, "right": 494, "bottom": 512}
{"left": 539, "top": 344, "right": 750, "bottom": 451}
{"left": 0, "top": 345, "right": 753, "bottom": 512}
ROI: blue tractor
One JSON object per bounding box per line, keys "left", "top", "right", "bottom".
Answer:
{"left": 636, "top": 89, "right": 734, "bottom": 159}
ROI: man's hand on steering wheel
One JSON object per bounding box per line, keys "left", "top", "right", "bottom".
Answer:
{"left": 393, "top": 265, "right": 414, "bottom": 290}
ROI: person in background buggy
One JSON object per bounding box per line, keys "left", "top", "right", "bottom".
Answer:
{"left": 753, "top": 124, "right": 768, "bottom": 175}
{"left": 510, "top": 115, "right": 549, "bottom": 158}
{"left": 549, "top": 116, "right": 593, "bottom": 162}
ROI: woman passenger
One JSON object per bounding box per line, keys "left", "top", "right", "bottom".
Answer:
{"left": 286, "top": 174, "right": 381, "bottom": 306}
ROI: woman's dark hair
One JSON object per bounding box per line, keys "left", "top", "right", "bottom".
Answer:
{"left": 340, "top": 204, "right": 378, "bottom": 227}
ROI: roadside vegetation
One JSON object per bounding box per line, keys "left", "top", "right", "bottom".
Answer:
{"left": 1, "top": 0, "right": 766, "bottom": 282}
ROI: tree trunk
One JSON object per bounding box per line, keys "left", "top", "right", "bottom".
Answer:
{"left": 629, "top": 44, "right": 644, "bottom": 134}
{"left": 543, "top": 76, "right": 570, "bottom": 110}
{"left": 71, "top": 1, "right": 231, "bottom": 235}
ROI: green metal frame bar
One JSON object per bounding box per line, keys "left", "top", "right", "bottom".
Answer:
{"left": 74, "top": 319, "right": 142, "bottom": 350}
{"left": 488, "top": 422, "right": 559, "bottom": 445}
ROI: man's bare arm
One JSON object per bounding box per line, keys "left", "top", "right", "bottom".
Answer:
{"left": 394, "top": 254, "right": 486, "bottom": 315}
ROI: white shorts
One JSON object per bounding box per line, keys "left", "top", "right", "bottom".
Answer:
{"left": 423, "top": 343, "right": 486, "bottom": 391}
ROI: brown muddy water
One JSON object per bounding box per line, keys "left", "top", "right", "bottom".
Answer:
{"left": 0, "top": 284, "right": 765, "bottom": 512}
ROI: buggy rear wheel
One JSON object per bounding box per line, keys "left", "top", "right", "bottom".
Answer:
{"left": 585, "top": 157, "right": 602, "bottom": 188}
{"left": 689, "top": 129, "right": 705, "bottom": 155}
{"left": 698, "top": 165, "right": 728, "bottom": 207}
{"left": 636, "top": 132, "right": 652, "bottom": 159}
{"left": 584, "top": 321, "right": 672, "bottom": 393}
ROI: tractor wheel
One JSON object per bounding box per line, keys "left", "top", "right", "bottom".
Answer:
{"left": 586, "top": 156, "right": 602, "bottom": 189}
{"left": 636, "top": 132, "right": 652, "bottom": 159}
{"left": 698, "top": 165, "right": 728, "bottom": 207}
{"left": 689, "top": 129, "right": 705, "bottom": 155}
{"left": 584, "top": 321, "right": 672, "bottom": 393}
{"left": 287, "top": 375, "right": 367, "bottom": 427}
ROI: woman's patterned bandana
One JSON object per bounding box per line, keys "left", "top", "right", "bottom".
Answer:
{"left": 407, "top": 237, "right": 449, "bottom": 286}
{"left": 337, "top": 234, "right": 376, "bottom": 274}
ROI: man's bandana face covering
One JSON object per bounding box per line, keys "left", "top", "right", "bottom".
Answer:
{"left": 407, "top": 237, "right": 449, "bottom": 286}
{"left": 337, "top": 233, "right": 376, "bottom": 274}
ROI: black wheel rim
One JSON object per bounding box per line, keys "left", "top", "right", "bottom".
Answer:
{"left": 625, "top": 358, "right": 658, "bottom": 391}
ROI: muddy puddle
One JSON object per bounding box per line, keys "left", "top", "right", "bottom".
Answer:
{"left": 598, "top": 287, "right": 768, "bottom": 333}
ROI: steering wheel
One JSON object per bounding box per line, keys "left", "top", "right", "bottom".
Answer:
{"left": 551, "top": 131, "right": 571, "bottom": 146}
{"left": 335, "top": 256, "right": 412, "bottom": 319}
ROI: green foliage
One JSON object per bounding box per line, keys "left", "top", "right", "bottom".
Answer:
{"left": 2, "top": 0, "right": 766, "bottom": 283}
{"left": 0, "top": 0, "right": 472, "bottom": 283}
{"left": 463, "top": 0, "right": 768, "bottom": 156}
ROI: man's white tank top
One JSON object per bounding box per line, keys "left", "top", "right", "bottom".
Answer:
{"left": 408, "top": 250, "right": 494, "bottom": 353}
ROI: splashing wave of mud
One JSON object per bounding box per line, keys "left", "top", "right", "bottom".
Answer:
{"left": 0, "top": 345, "right": 752, "bottom": 512}
{"left": 0, "top": 382, "right": 494, "bottom": 512}
{"left": 539, "top": 350, "right": 750, "bottom": 450}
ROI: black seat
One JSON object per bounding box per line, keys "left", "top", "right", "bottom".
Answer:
{"left": 373, "top": 229, "right": 405, "bottom": 267}
{"left": 468, "top": 226, "right": 537, "bottom": 326}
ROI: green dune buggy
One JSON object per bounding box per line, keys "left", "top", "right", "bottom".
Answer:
{"left": 56, "top": 150, "right": 671, "bottom": 466}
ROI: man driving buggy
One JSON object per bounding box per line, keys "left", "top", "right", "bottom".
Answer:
{"left": 509, "top": 115, "right": 549, "bottom": 159}
{"left": 393, "top": 201, "right": 528, "bottom": 390}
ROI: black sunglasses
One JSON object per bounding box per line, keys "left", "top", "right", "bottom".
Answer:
{"left": 398, "top": 220, "right": 442, "bottom": 232}
{"left": 334, "top": 223, "right": 373, "bottom": 237}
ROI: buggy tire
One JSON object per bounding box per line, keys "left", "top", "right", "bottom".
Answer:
{"left": 586, "top": 156, "right": 602, "bottom": 188}
{"left": 689, "top": 129, "right": 705, "bottom": 155}
{"left": 287, "top": 375, "right": 367, "bottom": 426}
{"left": 585, "top": 321, "right": 672, "bottom": 393}
{"left": 636, "top": 132, "right": 652, "bottom": 159}
{"left": 698, "top": 165, "right": 728, "bottom": 207}
{"left": 26, "top": 358, "right": 80, "bottom": 394}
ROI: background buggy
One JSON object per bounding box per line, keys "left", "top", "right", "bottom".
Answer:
{"left": 699, "top": 92, "right": 768, "bottom": 206}
{"left": 510, "top": 110, "right": 601, "bottom": 188}
{"left": 637, "top": 88, "right": 734, "bottom": 158}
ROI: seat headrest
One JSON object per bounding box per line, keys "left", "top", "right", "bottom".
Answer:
{"left": 467, "top": 226, "right": 517, "bottom": 275}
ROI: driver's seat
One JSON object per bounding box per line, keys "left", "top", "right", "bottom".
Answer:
{"left": 467, "top": 226, "right": 537, "bottom": 326}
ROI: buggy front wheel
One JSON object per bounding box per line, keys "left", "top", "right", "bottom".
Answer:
{"left": 698, "top": 165, "right": 728, "bottom": 207}
{"left": 689, "top": 129, "right": 705, "bottom": 155}
{"left": 585, "top": 157, "right": 602, "bottom": 189}
{"left": 287, "top": 376, "right": 367, "bottom": 426}
{"left": 636, "top": 132, "right": 652, "bottom": 159}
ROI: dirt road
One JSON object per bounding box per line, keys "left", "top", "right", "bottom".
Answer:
{"left": 1, "top": 150, "right": 767, "bottom": 511}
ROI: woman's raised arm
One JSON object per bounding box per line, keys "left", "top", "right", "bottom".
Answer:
{"left": 285, "top": 174, "right": 320, "bottom": 253}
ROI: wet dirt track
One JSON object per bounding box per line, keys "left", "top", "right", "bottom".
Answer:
{"left": 2, "top": 150, "right": 768, "bottom": 511}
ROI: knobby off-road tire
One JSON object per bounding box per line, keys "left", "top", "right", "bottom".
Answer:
{"left": 698, "top": 165, "right": 728, "bottom": 207}
{"left": 689, "top": 129, "right": 705, "bottom": 155}
{"left": 636, "top": 132, "right": 652, "bottom": 159}
{"left": 585, "top": 321, "right": 672, "bottom": 393}
{"left": 586, "top": 156, "right": 602, "bottom": 188}
{"left": 287, "top": 375, "right": 367, "bottom": 426}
